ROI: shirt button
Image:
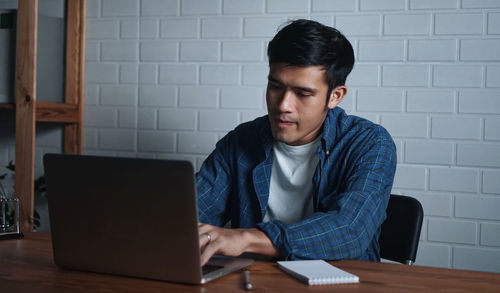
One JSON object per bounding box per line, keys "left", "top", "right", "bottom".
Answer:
{"left": 326, "top": 150, "right": 330, "bottom": 155}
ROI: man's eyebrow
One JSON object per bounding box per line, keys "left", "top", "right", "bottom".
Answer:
{"left": 267, "top": 75, "right": 317, "bottom": 94}
{"left": 267, "top": 75, "right": 281, "bottom": 84}
{"left": 294, "top": 86, "right": 317, "bottom": 94}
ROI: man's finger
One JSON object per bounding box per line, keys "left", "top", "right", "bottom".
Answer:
{"left": 200, "top": 238, "right": 220, "bottom": 266}
{"left": 199, "top": 232, "right": 212, "bottom": 249}
{"left": 198, "top": 224, "right": 216, "bottom": 249}
{"left": 198, "top": 223, "right": 214, "bottom": 235}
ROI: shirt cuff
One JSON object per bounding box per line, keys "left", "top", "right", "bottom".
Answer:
{"left": 256, "top": 221, "right": 293, "bottom": 260}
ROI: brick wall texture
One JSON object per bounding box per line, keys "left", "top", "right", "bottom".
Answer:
{"left": 1, "top": 0, "right": 499, "bottom": 273}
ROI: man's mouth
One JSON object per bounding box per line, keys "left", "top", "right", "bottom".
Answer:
{"left": 277, "top": 118, "right": 296, "bottom": 127}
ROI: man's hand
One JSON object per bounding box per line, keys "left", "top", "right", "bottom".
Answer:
{"left": 198, "top": 223, "right": 280, "bottom": 266}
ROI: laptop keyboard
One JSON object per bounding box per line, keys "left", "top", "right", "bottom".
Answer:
{"left": 202, "top": 264, "right": 224, "bottom": 275}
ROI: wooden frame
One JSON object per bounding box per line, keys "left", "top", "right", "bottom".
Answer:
{"left": 10, "top": 0, "right": 86, "bottom": 232}
{"left": 64, "top": 0, "right": 86, "bottom": 154}
{"left": 15, "top": 0, "right": 38, "bottom": 233}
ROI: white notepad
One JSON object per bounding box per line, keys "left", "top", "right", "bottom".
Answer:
{"left": 277, "top": 260, "right": 359, "bottom": 285}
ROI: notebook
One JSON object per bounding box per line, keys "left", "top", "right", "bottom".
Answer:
{"left": 43, "top": 154, "right": 253, "bottom": 285}
{"left": 277, "top": 260, "right": 359, "bottom": 285}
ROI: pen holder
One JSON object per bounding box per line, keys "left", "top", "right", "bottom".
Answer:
{"left": 0, "top": 195, "right": 23, "bottom": 240}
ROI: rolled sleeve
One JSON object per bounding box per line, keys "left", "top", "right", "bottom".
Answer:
{"left": 196, "top": 135, "right": 233, "bottom": 226}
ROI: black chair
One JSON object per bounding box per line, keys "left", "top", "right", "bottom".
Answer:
{"left": 379, "top": 194, "right": 424, "bottom": 265}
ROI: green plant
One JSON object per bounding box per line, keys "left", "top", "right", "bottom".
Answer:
{"left": 1, "top": 161, "right": 15, "bottom": 231}
{"left": 0, "top": 161, "right": 43, "bottom": 230}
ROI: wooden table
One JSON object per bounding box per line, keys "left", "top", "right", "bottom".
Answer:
{"left": 1, "top": 233, "right": 500, "bottom": 292}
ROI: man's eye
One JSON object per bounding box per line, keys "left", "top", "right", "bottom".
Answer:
{"left": 297, "top": 92, "right": 312, "bottom": 97}
{"left": 269, "top": 83, "right": 282, "bottom": 90}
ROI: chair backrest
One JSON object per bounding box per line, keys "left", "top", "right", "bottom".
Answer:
{"left": 379, "top": 194, "right": 424, "bottom": 265}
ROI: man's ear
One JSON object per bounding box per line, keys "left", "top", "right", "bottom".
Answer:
{"left": 327, "top": 85, "right": 348, "bottom": 109}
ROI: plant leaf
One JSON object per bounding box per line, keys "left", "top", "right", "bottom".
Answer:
{"left": 6, "top": 161, "right": 15, "bottom": 171}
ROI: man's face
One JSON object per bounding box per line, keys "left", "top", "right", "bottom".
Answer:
{"left": 266, "top": 63, "right": 343, "bottom": 146}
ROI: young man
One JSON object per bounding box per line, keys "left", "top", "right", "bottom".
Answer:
{"left": 197, "top": 19, "right": 397, "bottom": 266}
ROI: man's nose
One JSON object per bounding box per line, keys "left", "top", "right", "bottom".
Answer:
{"left": 278, "top": 90, "right": 293, "bottom": 113}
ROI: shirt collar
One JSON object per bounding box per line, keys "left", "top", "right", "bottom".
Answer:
{"left": 320, "top": 106, "right": 345, "bottom": 152}
{"left": 259, "top": 116, "right": 275, "bottom": 157}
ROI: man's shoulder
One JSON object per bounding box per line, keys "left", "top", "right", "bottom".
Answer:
{"left": 220, "top": 114, "right": 270, "bottom": 148}
{"left": 234, "top": 114, "right": 269, "bottom": 134}
{"left": 328, "top": 107, "right": 393, "bottom": 143}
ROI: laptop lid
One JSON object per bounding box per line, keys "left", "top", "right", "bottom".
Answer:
{"left": 43, "top": 154, "right": 252, "bottom": 284}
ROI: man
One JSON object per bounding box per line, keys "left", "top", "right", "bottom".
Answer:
{"left": 197, "top": 19, "right": 397, "bottom": 266}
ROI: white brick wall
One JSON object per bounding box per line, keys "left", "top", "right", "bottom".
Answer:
{"left": 140, "top": 41, "right": 177, "bottom": 61}
{"left": 102, "top": 41, "right": 138, "bottom": 61}
{"left": 160, "top": 18, "right": 198, "bottom": 38}
{"left": 435, "top": 13, "right": 483, "bottom": 35}
{"left": 86, "top": 19, "right": 119, "bottom": 39}
{"left": 408, "top": 39, "right": 457, "bottom": 61}
{"left": 433, "top": 65, "right": 483, "bottom": 87}
{"left": 483, "top": 170, "right": 500, "bottom": 193}
{"left": 406, "top": 90, "right": 455, "bottom": 113}
{"left": 1, "top": 0, "right": 499, "bottom": 273}
{"left": 181, "top": 41, "right": 219, "bottom": 61}
{"left": 428, "top": 218, "right": 477, "bottom": 244}
{"left": 358, "top": 40, "right": 405, "bottom": 61}
{"left": 120, "top": 64, "right": 139, "bottom": 84}
{"left": 481, "top": 223, "right": 500, "bottom": 246}
{"left": 382, "top": 65, "right": 429, "bottom": 87}
{"left": 141, "top": 0, "right": 178, "bottom": 16}
{"left": 336, "top": 15, "right": 380, "bottom": 36}
{"left": 356, "top": 89, "right": 403, "bottom": 112}
{"left": 384, "top": 14, "right": 431, "bottom": 35}
{"left": 486, "top": 65, "right": 500, "bottom": 87}
{"left": 381, "top": 115, "right": 428, "bottom": 138}
{"left": 202, "top": 18, "right": 242, "bottom": 38}
{"left": 405, "top": 141, "right": 454, "bottom": 165}
{"left": 453, "top": 247, "right": 500, "bottom": 272}
{"left": 360, "top": 0, "right": 406, "bottom": 11}
{"left": 313, "top": 0, "right": 356, "bottom": 12}
{"left": 121, "top": 19, "right": 139, "bottom": 39}
{"left": 223, "top": 0, "right": 265, "bottom": 14}
{"left": 179, "top": 86, "right": 218, "bottom": 108}
{"left": 429, "top": 168, "right": 478, "bottom": 192}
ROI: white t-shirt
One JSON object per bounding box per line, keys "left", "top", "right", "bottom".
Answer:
{"left": 262, "top": 136, "right": 321, "bottom": 224}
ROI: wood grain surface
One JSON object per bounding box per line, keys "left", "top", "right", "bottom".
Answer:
{"left": 1, "top": 233, "right": 500, "bottom": 292}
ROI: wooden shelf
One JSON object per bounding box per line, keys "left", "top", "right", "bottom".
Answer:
{"left": 0, "top": 103, "right": 15, "bottom": 109}
{"left": 0, "top": 101, "right": 80, "bottom": 123}
{"left": 13, "top": 0, "right": 86, "bottom": 232}
{"left": 37, "top": 101, "right": 80, "bottom": 123}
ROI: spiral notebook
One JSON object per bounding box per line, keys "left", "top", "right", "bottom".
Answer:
{"left": 277, "top": 260, "right": 359, "bottom": 285}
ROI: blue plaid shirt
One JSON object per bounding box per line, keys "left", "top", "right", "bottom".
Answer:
{"left": 197, "top": 107, "right": 396, "bottom": 261}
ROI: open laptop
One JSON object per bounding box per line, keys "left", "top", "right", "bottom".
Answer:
{"left": 43, "top": 154, "right": 253, "bottom": 284}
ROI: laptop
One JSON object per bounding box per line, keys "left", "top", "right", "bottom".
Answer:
{"left": 43, "top": 154, "right": 253, "bottom": 284}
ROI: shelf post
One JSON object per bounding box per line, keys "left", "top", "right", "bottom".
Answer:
{"left": 64, "top": 0, "right": 86, "bottom": 154}
{"left": 15, "top": 0, "right": 38, "bottom": 232}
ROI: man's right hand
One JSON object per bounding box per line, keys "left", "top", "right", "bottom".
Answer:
{"left": 198, "top": 222, "right": 280, "bottom": 266}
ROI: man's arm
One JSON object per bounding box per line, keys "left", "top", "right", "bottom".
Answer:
{"left": 196, "top": 134, "right": 233, "bottom": 227}
{"left": 257, "top": 127, "right": 397, "bottom": 260}
{"left": 196, "top": 130, "right": 280, "bottom": 265}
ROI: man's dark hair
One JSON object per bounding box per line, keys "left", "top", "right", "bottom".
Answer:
{"left": 267, "top": 19, "right": 355, "bottom": 96}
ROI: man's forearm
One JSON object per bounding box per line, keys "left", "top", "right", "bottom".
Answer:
{"left": 243, "top": 228, "right": 281, "bottom": 258}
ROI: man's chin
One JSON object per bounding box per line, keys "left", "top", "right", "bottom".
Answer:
{"left": 272, "top": 132, "right": 296, "bottom": 145}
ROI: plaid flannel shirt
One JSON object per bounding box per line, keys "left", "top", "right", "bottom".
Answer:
{"left": 196, "top": 107, "right": 397, "bottom": 261}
